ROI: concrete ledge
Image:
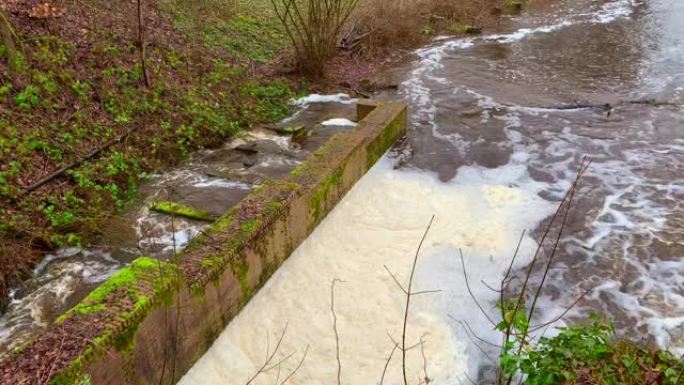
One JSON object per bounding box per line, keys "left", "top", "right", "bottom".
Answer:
{"left": 0, "top": 100, "right": 407, "bottom": 385}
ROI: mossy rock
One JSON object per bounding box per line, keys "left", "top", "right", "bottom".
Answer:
{"left": 501, "top": 0, "right": 526, "bottom": 14}
{"left": 151, "top": 201, "right": 217, "bottom": 222}
{"left": 448, "top": 23, "right": 482, "bottom": 35}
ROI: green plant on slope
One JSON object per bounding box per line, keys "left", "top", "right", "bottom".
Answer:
{"left": 499, "top": 313, "right": 684, "bottom": 385}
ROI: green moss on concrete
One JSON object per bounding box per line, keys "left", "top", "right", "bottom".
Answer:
{"left": 48, "top": 355, "right": 91, "bottom": 385}
{"left": 281, "top": 125, "right": 304, "bottom": 134}
{"left": 151, "top": 201, "right": 216, "bottom": 221}
{"left": 36, "top": 101, "right": 406, "bottom": 385}
{"left": 290, "top": 163, "right": 308, "bottom": 177}
{"left": 233, "top": 261, "right": 251, "bottom": 299}
{"left": 309, "top": 168, "right": 343, "bottom": 222}
{"left": 50, "top": 372, "right": 91, "bottom": 385}
{"left": 366, "top": 107, "right": 407, "bottom": 170}
{"left": 263, "top": 200, "right": 285, "bottom": 216}
{"left": 200, "top": 255, "right": 224, "bottom": 269}
{"left": 57, "top": 257, "right": 178, "bottom": 322}
{"left": 240, "top": 218, "right": 263, "bottom": 234}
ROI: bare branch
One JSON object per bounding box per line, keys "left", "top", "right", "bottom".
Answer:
{"left": 384, "top": 265, "right": 408, "bottom": 295}
{"left": 528, "top": 287, "right": 594, "bottom": 332}
{"left": 448, "top": 316, "right": 501, "bottom": 349}
{"left": 245, "top": 324, "right": 290, "bottom": 385}
{"left": 460, "top": 249, "right": 497, "bottom": 327}
{"left": 419, "top": 337, "right": 430, "bottom": 385}
{"left": 412, "top": 290, "right": 442, "bottom": 296}
{"left": 331, "top": 279, "right": 344, "bottom": 385}
{"left": 379, "top": 342, "right": 399, "bottom": 385}
{"left": 401, "top": 215, "right": 435, "bottom": 385}
{"left": 279, "top": 346, "right": 310, "bottom": 385}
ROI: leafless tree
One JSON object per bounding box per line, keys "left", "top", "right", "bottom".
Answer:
{"left": 269, "top": 0, "right": 359, "bottom": 78}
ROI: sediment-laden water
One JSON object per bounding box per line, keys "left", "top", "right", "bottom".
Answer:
{"left": 181, "top": 0, "right": 683, "bottom": 383}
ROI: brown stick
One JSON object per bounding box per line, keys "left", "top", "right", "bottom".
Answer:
{"left": 20, "top": 127, "right": 138, "bottom": 196}
{"left": 401, "top": 215, "right": 435, "bottom": 385}
{"left": 379, "top": 342, "right": 399, "bottom": 385}
{"left": 331, "top": 278, "right": 344, "bottom": 385}
{"left": 137, "top": 0, "right": 150, "bottom": 88}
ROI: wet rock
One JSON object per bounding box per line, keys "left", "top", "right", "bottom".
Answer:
{"left": 269, "top": 125, "right": 306, "bottom": 135}
{"left": 150, "top": 201, "right": 217, "bottom": 222}
{"left": 202, "top": 169, "right": 265, "bottom": 186}
{"left": 477, "top": 364, "right": 499, "bottom": 385}
{"left": 234, "top": 143, "right": 259, "bottom": 155}
{"left": 448, "top": 23, "right": 482, "bottom": 35}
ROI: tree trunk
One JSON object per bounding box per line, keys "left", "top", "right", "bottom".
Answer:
{"left": 0, "top": 8, "right": 21, "bottom": 78}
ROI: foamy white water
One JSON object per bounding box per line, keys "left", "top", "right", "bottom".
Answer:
{"left": 179, "top": 155, "right": 556, "bottom": 384}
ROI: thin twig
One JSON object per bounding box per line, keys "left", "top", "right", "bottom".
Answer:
{"left": 40, "top": 326, "right": 66, "bottom": 385}
{"left": 419, "top": 337, "right": 430, "bottom": 385}
{"left": 520, "top": 158, "right": 591, "bottom": 348}
{"left": 379, "top": 342, "right": 399, "bottom": 385}
{"left": 456, "top": 320, "right": 496, "bottom": 364}
{"left": 401, "top": 215, "right": 435, "bottom": 385}
{"left": 384, "top": 265, "right": 408, "bottom": 294}
{"left": 280, "top": 346, "right": 310, "bottom": 385}
{"left": 448, "top": 316, "right": 501, "bottom": 349}
{"left": 245, "top": 324, "right": 290, "bottom": 385}
{"left": 528, "top": 287, "right": 594, "bottom": 332}
{"left": 331, "top": 278, "right": 344, "bottom": 385}
{"left": 460, "top": 249, "right": 497, "bottom": 327}
{"left": 20, "top": 127, "right": 138, "bottom": 196}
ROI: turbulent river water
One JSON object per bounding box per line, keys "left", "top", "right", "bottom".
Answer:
{"left": 1, "top": 0, "right": 682, "bottom": 382}
{"left": 179, "top": 0, "right": 683, "bottom": 383}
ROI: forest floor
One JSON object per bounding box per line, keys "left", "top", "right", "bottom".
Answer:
{"left": 0, "top": 0, "right": 524, "bottom": 304}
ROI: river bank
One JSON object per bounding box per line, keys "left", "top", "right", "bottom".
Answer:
{"left": 178, "top": 0, "right": 684, "bottom": 383}
{"left": 0, "top": 0, "right": 533, "bottom": 361}
{"left": 0, "top": 0, "right": 528, "bottom": 305}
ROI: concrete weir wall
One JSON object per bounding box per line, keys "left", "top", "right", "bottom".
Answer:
{"left": 1, "top": 101, "right": 407, "bottom": 385}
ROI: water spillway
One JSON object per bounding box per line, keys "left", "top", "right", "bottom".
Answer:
{"left": 0, "top": 101, "right": 407, "bottom": 384}
{"left": 182, "top": 0, "right": 684, "bottom": 383}
{"left": 3, "top": 0, "right": 684, "bottom": 383}
{"left": 179, "top": 157, "right": 556, "bottom": 385}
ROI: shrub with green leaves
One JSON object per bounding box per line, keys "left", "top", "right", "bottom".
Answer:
{"left": 499, "top": 314, "right": 684, "bottom": 385}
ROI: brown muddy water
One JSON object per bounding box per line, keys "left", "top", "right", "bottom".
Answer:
{"left": 3, "top": 0, "right": 684, "bottom": 383}
{"left": 384, "top": 0, "right": 684, "bottom": 352}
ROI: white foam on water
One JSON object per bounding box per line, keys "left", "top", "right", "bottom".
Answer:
{"left": 245, "top": 129, "right": 294, "bottom": 152}
{"left": 320, "top": 118, "right": 357, "bottom": 127}
{"left": 180, "top": 155, "right": 557, "bottom": 384}
{"left": 192, "top": 179, "right": 253, "bottom": 189}
{"left": 134, "top": 206, "right": 203, "bottom": 255}
{"left": 0, "top": 249, "right": 121, "bottom": 355}
{"left": 291, "top": 93, "right": 358, "bottom": 106}
{"left": 485, "top": 20, "right": 574, "bottom": 43}
{"left": 592, "top": 0, "right": 637, "bottom": 24}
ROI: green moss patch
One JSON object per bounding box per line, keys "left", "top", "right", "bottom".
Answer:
{"left": 502, "top": 0, "right": 527, "bottom": 14}
{"left": 447, "top": 23, "right": 482, "bottom": 35}
{"left": 151, "top": 201, "right": 217, "bottom": 222}
{"left": 57, "top": 257, "right": 178, "bottom": 322}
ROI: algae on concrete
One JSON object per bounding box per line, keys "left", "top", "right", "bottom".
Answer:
{"left": 151, "top": 201, "right": 217, "bottom": 221}
{"left": 57, "top": 257, "right": 179, "bottom": 322}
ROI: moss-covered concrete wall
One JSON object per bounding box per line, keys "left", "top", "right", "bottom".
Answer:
{"left": 0, "top": 100, "right": 407, "bottom": 385}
